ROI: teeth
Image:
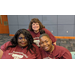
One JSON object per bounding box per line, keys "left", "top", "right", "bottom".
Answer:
{"left": 44, "top": 47, "right": 48, "bottom": 49}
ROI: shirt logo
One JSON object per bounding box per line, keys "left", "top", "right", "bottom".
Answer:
{"left": 9, "top": 51, "right": 28, "bottom": 59}
{"left": 33, "top": 37, "right": 40, "bottom": 47}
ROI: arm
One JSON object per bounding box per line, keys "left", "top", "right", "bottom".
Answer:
{"left": 43, "top": 28, "right": 57, "bottom": 44}
{"left": 0, "top": 49, "right": 3, "bottom": 59}
{"left": 62, "top": 52, "right": 72, "bottom": 59}
{"left": 53, "top": 42, "right": 56, "bottom": 45}
{"left": 0, "top": 41, "right": 11, "bottom": 59}
{"left": 60, "top": 47, "right": 72, "bottom": 59}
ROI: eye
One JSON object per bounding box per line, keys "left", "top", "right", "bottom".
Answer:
{"left": 32, "top": 24, "right": 35, "bottom": 25}
{"left": 18, "top": 37, "right": 22, "bottom": 40}
{"left": 46, "top": 41, "right": 48, "bottom": 43}
{"left": 40, "top": 42, "right": 43, "bottom": 45}
{"left": 36, "top": 24, "right": 39, "bottom": 25}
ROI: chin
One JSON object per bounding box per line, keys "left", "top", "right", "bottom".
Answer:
{"left": 34, "top": 29, "right": 38, "bottom": 31}
{"left": 20, "top": 45, "right": 27, "bottom": 47}
{"left": 22, "top": 45, "right": 27, "bottom": 47}
{"left": 44, "top": 49, "right": 49, "bottom": 52}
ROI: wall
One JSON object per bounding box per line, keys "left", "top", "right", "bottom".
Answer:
{"left": 7, "top": 15, "right": 75, "bottom": 36}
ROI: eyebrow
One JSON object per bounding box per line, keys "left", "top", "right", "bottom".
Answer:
{"left": 41, "top": 39, "right": 48, "bottom": 42}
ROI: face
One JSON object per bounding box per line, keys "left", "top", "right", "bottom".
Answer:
{"left": 40, "top": 36, "right": 52, "bottom": 51}
{"left": 18, "top": 34, "right": 28, "bottom": 48}
{"left": 32, "top": 23, "right": 40, "bottom": 31}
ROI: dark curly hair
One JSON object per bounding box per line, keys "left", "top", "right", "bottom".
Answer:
{"left": 29, "top": 18, "right": 45, "bottom": 31}
{"left": 40, "top": 29, "right": 45, "bottom": 34}
{"left": 6, "top": 29, "right": 36, "bottom": 54}
{"left": 39, "top": 29, "right": 50, "bottom": 39}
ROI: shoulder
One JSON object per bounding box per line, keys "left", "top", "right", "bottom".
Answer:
{"left": 32, "top": 43, "right": 38, "bottom": 48}
{"left": 27, "top": 29, "right": 29, "bottom": 31}
{"left": 55, "top": 45, "right": 66, "bottom": 51}
{"left": 27, "top": 29, "right": 34, "bottom": 33}
{"left": 0, "top": 41, "right": 12, "bottom": 51}
{"left": 55, "top": 45, "right": 70, "bottom": 54}
{"left": 42, "top": 28, "right": 48, "bottom": 31}
{"left": 27, "top": 29, "right": 30, "bottom": 32}
{"left": 55, "top": 45, "right": 72, "bottom": 59}
{"left": 42, "top": 28, "right": 52, "bottom": 33}
{"left": 52, "top": 45, "right": 72, "bottom": 59}
{"left": 2, "top": 41, "right": 12, "bottom": 47}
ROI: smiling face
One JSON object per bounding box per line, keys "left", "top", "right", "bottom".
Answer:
{"left": 18, "top": 34, "right": 28, "bottom": 48}
{"left": 40, "top": 36, "right": 52, "bottom": 52}
{"left": 32, "top": 22, "right": 40, "bottom": 33}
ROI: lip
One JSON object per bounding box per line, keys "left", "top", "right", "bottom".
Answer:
{"left": 21, "top": 43, "right": 25, "bottom": 44}
{"left": 44, "top": 47, "right": 49, "bottom": 50}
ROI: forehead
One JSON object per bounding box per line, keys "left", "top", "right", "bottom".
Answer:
{"left": 32, "top": 22, "right": 39, "bottom": 24}
{"left": 40, "top": 36, "right": 49, "bottom": 41}
{"left": 18, "top": 34, "right": 25, "bottom": 37}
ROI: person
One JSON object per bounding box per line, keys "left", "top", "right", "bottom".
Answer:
{"left": 0, "top": 29, "right": 41, "bottom": 59}
{"left": 28, "top": 18, "right": 57, "bottom": 47}
{"left": 39, "top": 31, "right": 72, "bottom": 59}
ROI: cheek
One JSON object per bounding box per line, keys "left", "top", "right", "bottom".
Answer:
{"left": 40, "top": 44, "right": 43, "bottom": 47}
{"left": 18, "top": 39, "right": 21, "bottom": 42}
{"left": 48, "top": 42, "right": 52, "bottom": 48}
{"left": 38, "top": 25, "right": 40, "bottom": 28}
{"left": 32, "top": 25, "right": 34, "bottom": 28}
{"left": 18, "top": 39, "right": 22, "bottom": 44}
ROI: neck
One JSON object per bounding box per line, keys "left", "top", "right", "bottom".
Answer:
{"left": 34, "top": 30, "right": 39, "bottom": 33}
{"left": 49, "top": 45, "right": 54, "bottom": 53}
{"left": 18, "top": 45, "right": 27, "bottom": 49}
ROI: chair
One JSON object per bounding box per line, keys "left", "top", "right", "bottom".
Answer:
{"left": 70, "top": 52, "right": 75, "bottom": 59}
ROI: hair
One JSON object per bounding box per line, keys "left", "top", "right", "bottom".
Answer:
{"left": 29, "top": 18, "right": 45, "bottom": 31}
{"left": 6, "top": 29, "right": 36, "bottom": 54}
{"left": 40, "top": 29, "right": 45, "bottom": 34}
{"left": 39, "top": 30, "right": 50, "bottom": 39}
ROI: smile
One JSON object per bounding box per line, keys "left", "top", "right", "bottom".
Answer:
{"left": 21, "top": 43, "right": 25, "bottom": 44}
{"left": 44, "top": 47, "right": 48, "bottom": 50}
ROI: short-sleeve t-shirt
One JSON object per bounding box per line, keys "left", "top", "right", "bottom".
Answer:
{"left": 40, "top": 44, "right": 72, "bottom": 59}
{"left": 28, "top": 28, "right": 57, "bottom": 47}
{"left": 0, "top": 41, "right": 41, "bottom": 59}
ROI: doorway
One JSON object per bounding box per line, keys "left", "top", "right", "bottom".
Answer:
{"left": 0, "top": 15, "right": 9, "bottom": 34}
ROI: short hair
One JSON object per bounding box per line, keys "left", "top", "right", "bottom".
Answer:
{"left": 29, "top": 18, "right": 45, "bottom": 31}
{"left": 39, "top": 33, "right": 50, "bottom": 39}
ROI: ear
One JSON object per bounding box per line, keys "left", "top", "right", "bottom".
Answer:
{"left": 50, "top": 39, "right": 52, "bottom": 43}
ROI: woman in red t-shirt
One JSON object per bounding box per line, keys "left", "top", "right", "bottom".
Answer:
{"left": 0, "top": 29, "right": 41, "bottom": 59}
{"left": 28, "top": 18, "right": 57, "bottom": 47}
{"left": 39, "top": 31, "right": 72, "bottom": 59}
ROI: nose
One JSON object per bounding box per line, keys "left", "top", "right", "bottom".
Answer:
{"left": 43, "top": 42, "right": 46, "bottom": 46}
{"left": 22, "top": 38, "right": 26, "bottom": 42}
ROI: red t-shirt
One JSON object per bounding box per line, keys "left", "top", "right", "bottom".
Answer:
{"left": 28, "top": 28, "right": 57, "bottom": 47}
{"left": 0, "top": 41, "right": 41, "bottom": 59}
{"left": 40, "top": 44, "right": 72, "bottom": 59}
